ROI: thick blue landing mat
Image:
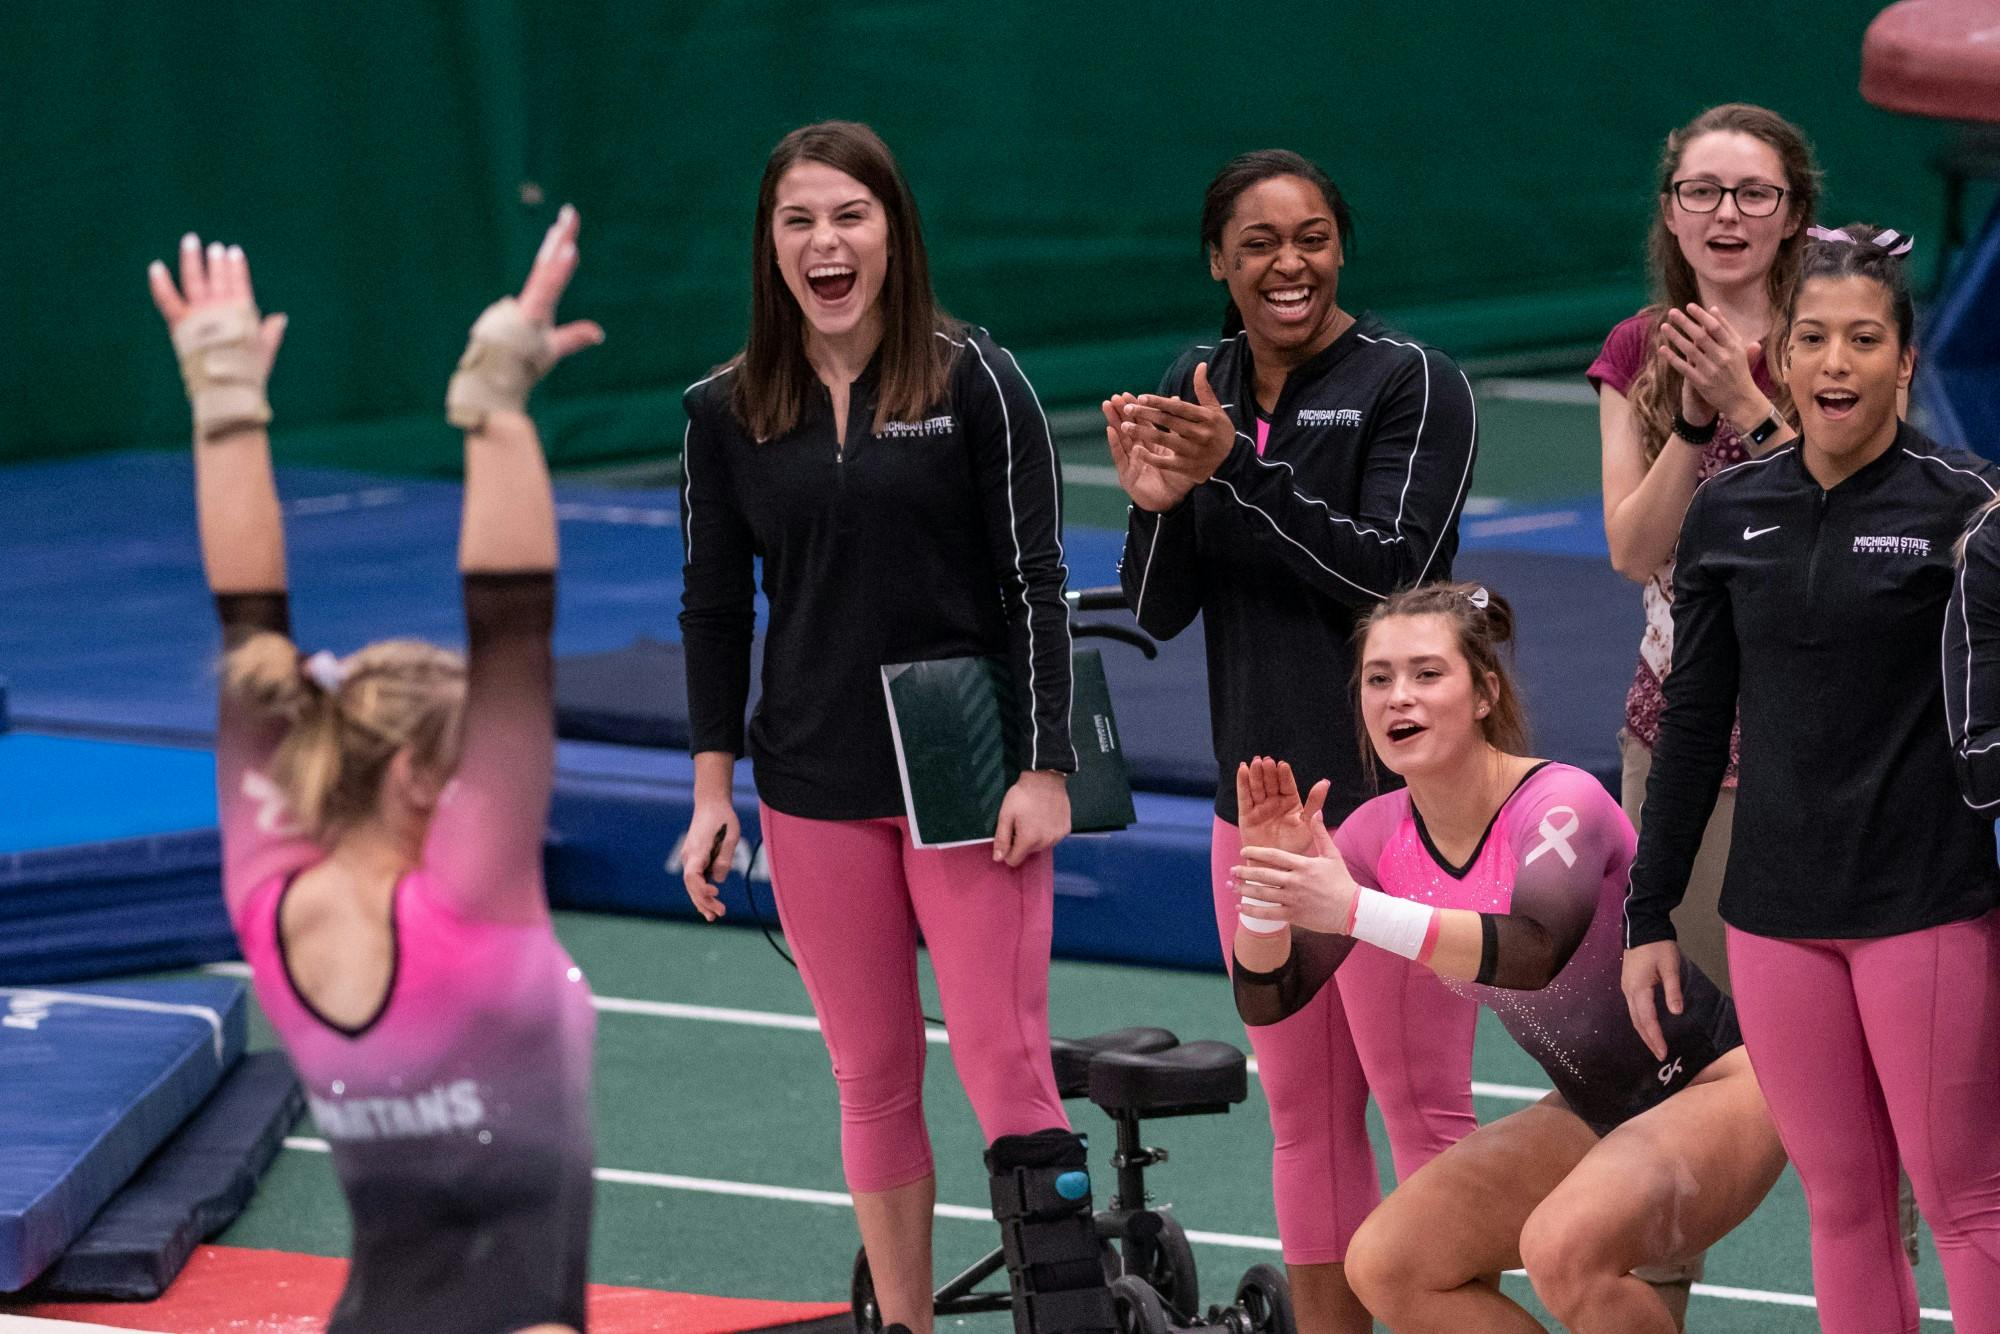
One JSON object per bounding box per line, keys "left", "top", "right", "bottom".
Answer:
{"left": 0, "top": 735, "right": 214, "bottom": 855}
{"left": 0, "top": 978, "right": 247, "bottom": 1292}
{"left": 0, "top": 734, "right": 230, "bottom": 985}
{"left": 547, "top": 744, "right": 1226, "bottom": 969}
{"left": 28, "top": 1050, "right": 302, "bottom": 1300}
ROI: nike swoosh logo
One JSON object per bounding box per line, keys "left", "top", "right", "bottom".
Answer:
{"left": 1744, "top": 525, "right": 1781, "bottom": 541}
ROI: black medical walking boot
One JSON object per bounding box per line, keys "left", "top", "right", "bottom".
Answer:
{"left": 986, "top": 1128, "right": 1116, "bottom": 1334}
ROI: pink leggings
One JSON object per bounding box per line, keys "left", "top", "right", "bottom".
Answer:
{"left": 761, "top": 805, "right": 1068, "bottom": 1194}
{"left": 1729, "top": 913, "right": 2000, "bottom": 1334}
{"left": 1211, "top": 818, "right": 1479, "bottom": 1264}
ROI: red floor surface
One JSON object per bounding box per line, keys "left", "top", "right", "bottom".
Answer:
{"left": 4, "top": 1244, "right": 847, "bottom": 1333}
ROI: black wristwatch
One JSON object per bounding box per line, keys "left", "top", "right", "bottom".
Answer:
{"left": 1745, "top": 409, "right": 1788, "bottom": 449}
{"left": 1673, "top": 410, "right": 1719, "bottom": 447}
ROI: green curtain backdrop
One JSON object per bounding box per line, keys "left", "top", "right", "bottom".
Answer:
{"left": 0, "top": 1, "right": 1950, "bottom": 473}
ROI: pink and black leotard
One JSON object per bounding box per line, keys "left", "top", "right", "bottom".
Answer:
{"left": 1235, "top": 763, "right": 1739, "bottom": 1134}
{"left": 215, "top": 576, "right": 595, "bottom": 1334}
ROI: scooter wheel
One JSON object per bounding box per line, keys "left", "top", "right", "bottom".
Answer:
{"left": 1234, "top": 1263, "right": 1295, "bottom": 1334}
{"left": 1111, "top": 1274, "right": 1173, "bottom": 1334}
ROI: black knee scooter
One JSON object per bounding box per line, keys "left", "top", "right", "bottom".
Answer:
{"left": 849, "top": 1026, "right": 1295, "bottom": 1334}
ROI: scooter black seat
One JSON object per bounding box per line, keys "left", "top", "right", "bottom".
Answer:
{"left": 1087, "top": 1040, "right": 1248, "bottom": 1117}
{"left": 1049, "top": 1027, "right": 1179, "bottom": 1100}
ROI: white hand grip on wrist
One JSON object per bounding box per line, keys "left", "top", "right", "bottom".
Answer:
{"left": 172, "top": 302, "right": 271, "bottom": 441}
{"left": 446, "top": 297, "right": 556, "bottom": 430}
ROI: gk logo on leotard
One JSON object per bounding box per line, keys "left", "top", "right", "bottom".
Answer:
{"left": 1657, "top": 1057, "right": 1684, "bottom": 1086}
{"left": 1523, "top": 807, "right": 1580, "bottom": 868}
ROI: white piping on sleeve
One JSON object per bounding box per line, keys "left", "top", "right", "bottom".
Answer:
{"left": 966, "top": 336, "right": 1054, "bottom": 771}
{"left": 1904, "top": 448, "right": 1999, "bottom": 497}
{"left": 678, "top": 367, "right": 737, "bottom": 568}
{"left": 1133, "top": 513, "right": 1165, "bottom": 624}
{"left": 1209, "top": 476, "right": 1384, "bottom": 599}
{"left": 1952, "top": 503, "right": 2000, "bottom": 807}
{"left": 679, "top": 419, "right": 696, "bottom": 564}
{"left": 997, "top": 340, "right": 1077, "bottom": 771}
{"left": 1355, "top": 333, "right": 1432, "bottom": 537}
{"left": 1418, "top": 363, "right": 1479, "bottom": 584}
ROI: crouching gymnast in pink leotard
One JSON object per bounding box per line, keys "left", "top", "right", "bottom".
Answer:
{"left": 1225, "top": 583, "right": 1786, "bottom": 1334}
{"left": 149, "top": 210, "right": 604, "bottom": 1334}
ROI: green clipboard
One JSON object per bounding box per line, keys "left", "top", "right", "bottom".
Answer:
{"left": 880, "top": 648, "right": 1137, "bottom": 848}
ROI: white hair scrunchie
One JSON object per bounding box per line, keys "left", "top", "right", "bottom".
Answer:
{"left": 301, "top": 650, "right": 346, "bottom": 694}
{"left": 1806, "top": 225, "right": 1916, "bottom": 258}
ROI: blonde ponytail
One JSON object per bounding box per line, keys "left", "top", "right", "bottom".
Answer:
{"left": 222, "top": 634, "right": 467, "bottom": 843}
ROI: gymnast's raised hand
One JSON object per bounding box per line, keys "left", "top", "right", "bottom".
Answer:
{"left": 148, "top": 234, "right": 288, "bottom": 443}
{"left": 446, "top": 205, "right": 605, "bottom": 432}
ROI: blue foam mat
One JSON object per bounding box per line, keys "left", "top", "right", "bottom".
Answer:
{"left": 0, "top": 733, "right": 230, "bottom": 985}
{"left": 29, "top": 1050, "right": 302, "bottom": 1300}
{"left": 547, "top": 742, "right": 1226, "bottom": 969}
{"left": 0, "top": 978, "right": 247, "bottom": 1292}
{"left": 0, "top": 734, "right": 215, "bottom": 855}
{"left": 0, "top": 834, "right": 231, "bottom": 986}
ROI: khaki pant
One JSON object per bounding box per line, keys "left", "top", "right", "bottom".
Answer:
{"left": 1618, "top": 728, "right": 1735, "bottom": 995}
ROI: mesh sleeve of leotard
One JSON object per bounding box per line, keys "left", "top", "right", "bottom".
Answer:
{"left": 1228, "top": 805, "right": 1388, "bottom": 1027}
{"left": 1476, "top": 766, "right": 1631, "bottom": 989}
{"left": 420, "top": 571, "right": 556, "bottom": 924}
{"left": 213, "top": 591, "right": 324, "bottom": 923}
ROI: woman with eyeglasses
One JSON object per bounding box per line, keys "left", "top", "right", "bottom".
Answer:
{"left": 1592, "top": 104, "right": 1820, "bottom": 993}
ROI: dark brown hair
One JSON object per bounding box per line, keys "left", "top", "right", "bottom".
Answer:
{"left": 1356, "top": 582, "right": 1530, "bottom": 757}
{"left": 1627, "top": 104, "right": 1821, "bottom": 463}
{"left": 1783, "top": 221, "right": 1916, "bottom": 349}
{"left": 1200, "top": 150, "right": 1354, "bottom": 339}
{"left": 730, "top": 121, "right": 959, "bottom": 440}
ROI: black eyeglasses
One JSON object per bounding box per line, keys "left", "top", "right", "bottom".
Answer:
{"left": 1671, "top": 180, "right": 1788, "bottom": 217}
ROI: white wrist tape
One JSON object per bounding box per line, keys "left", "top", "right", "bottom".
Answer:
{"left": 171, "top": 302, "right": 271, "bottom": 441}
{"left": 445, "top": 297, "right": 556, "bottom": 430}
{"left": 1349, "top": 888, "right": 1436, "bottom": 961}
{"left": 1238, "top": 895, "right": 1288, "bottom": 936}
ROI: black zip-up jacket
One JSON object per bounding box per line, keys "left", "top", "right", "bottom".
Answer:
{"left": 679, "top": 326, "right": 1074, "bottom": 821}
{"left": 1626, "top": 422, "right": 2000, "bottom": 945}
{"left": 1944, "top": 498, "right": 2000, "bottom": 811}
{"left": 1118, "top": 317, "right": 1478, "bottom": 822}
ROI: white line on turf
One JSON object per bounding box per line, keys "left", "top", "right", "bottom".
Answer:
{"left": 554, "top": 501, "right": 676, "bottom": 526}
{"left": 1465, "top": 511, "right": 1581, "bottom": 538}
{"left": 277, "top": 1137, "right": 1951, "bottom": 1321}
{"left": 284, "top": 487, "right": 406, "bottom": 517}
{"left": 206, "top": 963, "right": 1547, "bottom": 1104}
